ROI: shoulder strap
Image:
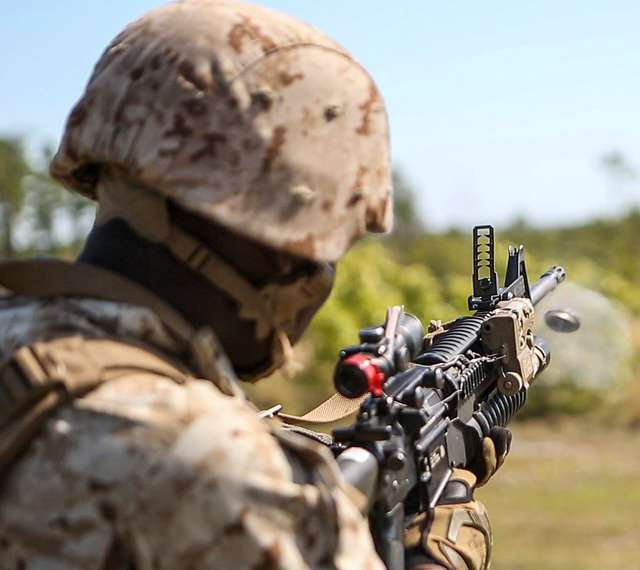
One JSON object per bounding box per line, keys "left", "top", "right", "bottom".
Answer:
{"left": 0, "top": 260, "right": 196, "bottom": 345}
{"left": 0, "top": 260, "right": 359, "bottom": 429}
{"left": 0, "top": 260, "right": 243, "bottom": 397}
{"left": 0, "top": 336, "right": 190, "bottom": 476}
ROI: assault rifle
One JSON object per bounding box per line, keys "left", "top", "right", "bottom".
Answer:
{"left": 332, "top": 225, "right": 569, "bottom": 569}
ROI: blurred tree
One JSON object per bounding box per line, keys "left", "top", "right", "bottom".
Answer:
{"left": 601, "top": 150, "right": 637, "bottom": 181}
{"left": 0, "top": 135, "right": 95, "bottom": 259}
{"left": 22, "top": 144, "right": 94, "bottom": 256}
{"left": 391, "top": 169, "right": 425, "bottom": 240}
{"left": 23, "top": 149, "right": 65, "bottom": 253}
{"left": 600, "top": 150, "right": 638, "bottom": 211}
{"left": 0, "top": 138, "right": 31, "bottom": 257}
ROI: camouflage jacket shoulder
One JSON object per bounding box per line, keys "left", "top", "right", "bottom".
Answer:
{"left": 0, "top": 297, "right": 383, "bottom": 570}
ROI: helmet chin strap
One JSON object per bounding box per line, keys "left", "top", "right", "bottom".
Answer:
{"left": 95, "top": 169, "right": 331, "bottom": 380}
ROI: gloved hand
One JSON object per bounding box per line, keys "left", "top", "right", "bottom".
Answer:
{"left": 404, "top": 427, "right": 512, "bottom": 570}
{"left": 468, "top": 426, "right": 512, "bottom": 487}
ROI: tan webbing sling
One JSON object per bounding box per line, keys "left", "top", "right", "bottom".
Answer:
{"left": 278, "top": 393, "right": 365, "bottom": 427}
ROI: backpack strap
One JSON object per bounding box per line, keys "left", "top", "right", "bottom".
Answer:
{"left": 0, "top": 336, "right": 190, "bottom": 476}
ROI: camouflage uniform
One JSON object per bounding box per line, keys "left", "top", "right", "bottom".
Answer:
{"left": 0, "top": 292, "right": 383, "bottom": 570}
{"left": 0, "top": 1, "right": 493, "bottom": 569}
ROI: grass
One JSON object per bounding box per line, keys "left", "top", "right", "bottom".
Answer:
{"left": 478, "top": 421, "right": 640, "bottom": 570}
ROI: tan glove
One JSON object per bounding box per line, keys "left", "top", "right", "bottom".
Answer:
{"left": 469, "top": 426, "right": 512, "bottom": 487}
{"left": 404, "top": 427, "right": 512, "bottom": 570}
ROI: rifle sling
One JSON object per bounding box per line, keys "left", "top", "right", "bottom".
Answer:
{"left": 278, "top": 392, "right": 366, "bottom": 427}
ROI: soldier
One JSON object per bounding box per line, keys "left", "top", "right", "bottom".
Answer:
{"left": 0, "top": 1, "right": 509, "bottom": 568}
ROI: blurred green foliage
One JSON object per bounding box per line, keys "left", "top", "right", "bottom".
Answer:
{"left": 0, "top": 138, "right": 31, "bottom": 257}
{"left": 252, "top": 179, "right": 640, "bottom": 421}
{"left": 0, "top": 137, "right": 94, "bottom": 259}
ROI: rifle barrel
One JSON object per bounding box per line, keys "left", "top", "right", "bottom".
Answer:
{"left": 530, "top": 266, "right": 566, "bottom": 305}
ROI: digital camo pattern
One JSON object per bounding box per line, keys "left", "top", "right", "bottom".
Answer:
{"left": 51, "top": 0, "right": 393, "bottom": 262}
{"left": 0, "top": 297, "right": 384, "bottom": 570}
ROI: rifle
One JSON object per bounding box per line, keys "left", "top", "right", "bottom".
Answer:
{"left": 331, "top": 225, "right": 569, "bottom": 569}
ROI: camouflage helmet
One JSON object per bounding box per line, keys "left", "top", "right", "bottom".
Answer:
{"left": 51, "top": 0, "right": 393, "bottom": 262}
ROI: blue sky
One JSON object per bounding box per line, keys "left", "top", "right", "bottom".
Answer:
{"left": 1, "top": 1, "right": 638, "bottom": 230}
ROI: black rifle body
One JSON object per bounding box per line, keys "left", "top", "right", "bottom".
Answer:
{"left": 333, "top": 266, "right": 565, "bottom": 570}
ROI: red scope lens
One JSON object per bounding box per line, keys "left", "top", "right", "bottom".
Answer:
{"left": 334, "top": 353, "right": 386, "bottom": 398}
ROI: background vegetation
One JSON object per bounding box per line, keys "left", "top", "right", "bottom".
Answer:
{"left": 250, "top": 167, "right": 640, "bottom": 428}
{"left": 1, "top": 135, "right": 638, "bottom": 569}
{"left": 0, "top": 138, "right": 94, "bottom": 259}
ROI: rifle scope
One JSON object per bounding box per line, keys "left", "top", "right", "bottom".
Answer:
{"left": 334, "top": 313, "right": 424, "bottom": 399}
